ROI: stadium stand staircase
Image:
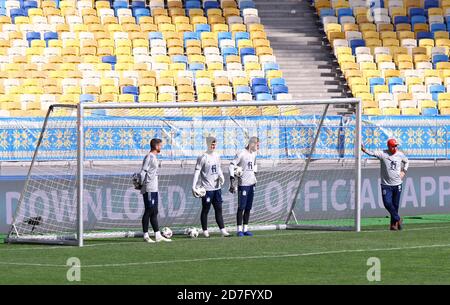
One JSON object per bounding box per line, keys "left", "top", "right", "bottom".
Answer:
{"left": 256, "top": 0, "right": 350, "bottom": 101}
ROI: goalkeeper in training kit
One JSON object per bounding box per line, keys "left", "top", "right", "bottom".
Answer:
{"left": 229, "top": 136, "right": 259, "bottom": 237}
{"left": 192, "top": 137, "right": 230, "bottom": 238}
{"left": 140, "top": 138, "right": 171, "bottom": 243}
{"left": 362, "top": 138, "right": 409, "bottom": 231}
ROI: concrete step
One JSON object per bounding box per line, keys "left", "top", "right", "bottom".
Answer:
{"left": 256, "top": 0, "right": 349, "bottom": 103}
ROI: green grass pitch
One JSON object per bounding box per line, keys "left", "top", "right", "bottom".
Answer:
{"left": 1, "top": 216, "right": 450, "bottom": 284}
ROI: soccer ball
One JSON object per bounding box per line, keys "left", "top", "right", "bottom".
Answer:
{"left": 185, "top": 227, "right": 199, "bottom": 238}
{"left": 161, "top": 227, "right": 173, "bottom": 239}
{"left": 192, "top": 186, "right": 206, "bottom": 198}
{"left": 234, "top": 166, "right": 243, "bottom": 177}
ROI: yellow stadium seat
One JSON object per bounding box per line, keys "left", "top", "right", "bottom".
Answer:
{"left": 381, "top": 108, "right": 401, "bottom": 115}
{"left": 197, "top": 92, "right": 214, "bottom": 102}
{"left": 178, "top": 93, "right": 195, "bottom": 102}
{"left": 140, "top": 86, "right": 157, "bottom": 94}
{"left": 118, "top": 94, "right": 135, "bottom": 103}
{"left": 138, "top": 93, "right": 157, "bottom": 103}
{"left": 440, "top": 108, "right": 450, "bottom": 114}
{"left": 99, "top": 94, "right": 118, "bottom": 103}
{"left": 158, "top": 93, "right": 175, "bottom": 102}
{"left": 402, "top": 108, "right": 420, "bottom": 115}
{"left": 363, "top": 107, "right": 382, "bottom": 115}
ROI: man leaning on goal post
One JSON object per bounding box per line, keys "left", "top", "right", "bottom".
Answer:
{"left": 361, "top": 138, "right": 409, "bottom": 231}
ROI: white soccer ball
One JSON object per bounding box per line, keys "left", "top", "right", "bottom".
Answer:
{"left": 193, "top": 186, "right": 206, "bottom": 198}
{"left": 234, "top": 166, "right": 243, "bottom": 178}
{"left": 185, "top": 227, "right": 199, "bottom": 238}
{"left": 161, "top": 227, "right": 173, "bottom": 239}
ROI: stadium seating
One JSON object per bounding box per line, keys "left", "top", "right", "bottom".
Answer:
{"left": 317, "top": 0, "right": 450, "bottom": 115}
{"left": 0, "top": 0, "right": 291, "bottom": 117}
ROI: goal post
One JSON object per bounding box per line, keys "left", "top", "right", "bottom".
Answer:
{"left": 5, "top": 98, "right": 362, "bottom": 246}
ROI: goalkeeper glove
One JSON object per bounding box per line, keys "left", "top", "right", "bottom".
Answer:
{"left": 218, "top": 175, "right": 225, "bottom": 187}
{"left": 229, "top": 177, "right": 237, "bottom": 194}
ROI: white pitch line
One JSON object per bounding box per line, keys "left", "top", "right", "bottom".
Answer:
{"left": 2, "top": 222, "right": 450, "bottom": 252}
{"left": 1, "top": 242, "right": 450, "bottom": 268}
{"left": 2, "top": 224, "right": 450, "bottom": 252}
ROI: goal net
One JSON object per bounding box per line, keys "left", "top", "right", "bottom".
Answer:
{"left": 6, "top": 99, "right": 361, "bottom": 246}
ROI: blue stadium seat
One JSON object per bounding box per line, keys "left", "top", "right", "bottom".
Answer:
{"left": 183, "top": 32, "right": 200, "bottom": 41}
{"left": 102, "top": 55, "right": 117, "bottom": 65}
{"left": 171, "top": 55, "right": 188, "bottom": 64}
{"left": 122, "top": 86, "right": 139, "bottom": 95}
{"left": 186, "top": 0, "right": 202, "bottom": 9}
{"left": 337, "top": 8, "right": 353, "bottom": 22}
{"left": 204, "top": 1, "right": 220, "bottom": 10}
{"left": 235, "top": 86, "right": 251, "bottom": 94}
{"left": 222, "top": 47, "right": 238, "bottom": 57}
{"left": 133, "top": 8, "right": 150, "bottom": 18}
{"left": 239, "top": 1, "right": 256, "bottom": 9}
{"left": 26, "top": 32, "right": 40, "bottom": 43}
{"left": 430, "top": 85, "right": 446, "bottom": 100}
{"left": 79, "top": 94, "right": 96, "bottom": 103}
{"left": 263, "top": 63, "right": 280, "bottom": 71}
{"left": 43, "top": 31, "right": 58, "bottom": 44}
{"left": 422, "top": 107, "right": 439, "bottom": 116}
{"left": 430, "top": 23, "right": 446, "bottom": 32}
{"left": 349, "top": 39, "right": 365, "bottom": 54}
{"left": 319, "top": 8, "right": 335, "bottom": 18}
{"left": 269, "top": 78, "right": 286, "bottom": 86}
{"left": 432, "top": 54, "right": 449, "bottom": 68}
{"left": 369, "top": 77, "right": 385, "bottom": 93}
{"left": 23, "top": 0, "right": 38, "bottom": 11}
{"left": 113, "top": 1, "right": 129, "bottom": 9}
{"left": 235, "top": 32, "right": 250, "bottom": 41}
{"left": 417, "top": 32, "right": 433, "bottom": 40}
{"left": 388, "top": 77, "right": 404, "bottom": 92}
{"left": 252, "top": 85, "right": 270, "bottom": 95}
{"left": 149, "top": 32, "right": 164, "bottom": 40}
{"left": 195, "top": 24, "right": 211, "bottom": 33}
{"left": 256, "top": 93, "right": 273, "bottom": 101}
{"left": 10, "top": 9, "right": 26, "bottom": 22}
{"left": 251, "top": 78, "right": 267, "bottom": 87}
{"left": 240, "top": 47, "right": 256, "bottom": 56}
{"left": 411, "top": 15, "right": 427, "bottom": 27}
{"left": 186, "top": 1, "right": 201, "bottom": 15}
{"left": 218, "top": 32, "right": 232, "bottom": 41}
{"left": 131, "top": 1, "right": 146, "bottom": 9}
{"left": 410, "top": 8, "right": 425, "bottom": 17}
{"left": 394, "top": 16, "right": 409, "bottom": 25}
{"left": 189, "top": 62, "right": 205, "bottom": 71}
{"left": 272, "top": 85, "right": 289, "bottom": 95}
{"left": 424, "top": 0, "right": 440, "bottom": 9}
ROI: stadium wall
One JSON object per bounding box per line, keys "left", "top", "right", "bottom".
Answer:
{"left": 0, "top": 115, "right": 450, "bottom": 161}
{"left": 0, "top": 161, "right": 449, "bottom": 233}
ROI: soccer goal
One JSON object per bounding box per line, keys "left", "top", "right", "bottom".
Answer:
{"left": 5, "top": 99, "right": 361, "bottom": 246}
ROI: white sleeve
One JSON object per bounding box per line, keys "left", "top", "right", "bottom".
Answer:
{"left": 402, "top": 153, "right": 409, "bottom": 172}
{"left": 229, "top": 152, "right": 241, "bottom": 178}
{"left": 141, "top": 154, "right": 151, "bottom": 172}
{"left": 253, "top": 154, "right": 258, "bottom": 173}
{"left": 192, "top": 155, "right": 204, "bottom": 188}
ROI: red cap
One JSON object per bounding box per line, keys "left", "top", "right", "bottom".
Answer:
{"left": 387, "top": 138, "right": 398, "bottom": 148}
